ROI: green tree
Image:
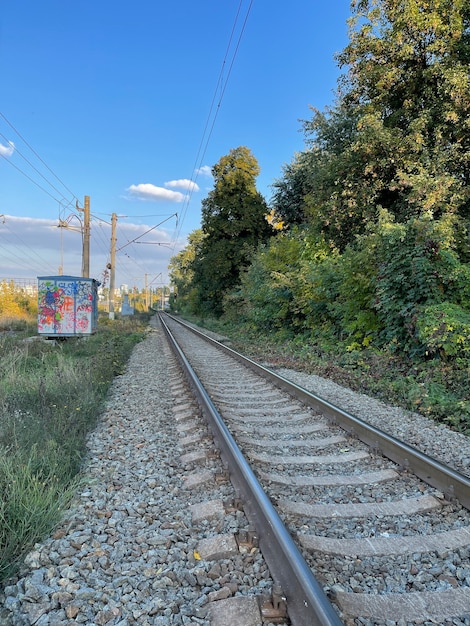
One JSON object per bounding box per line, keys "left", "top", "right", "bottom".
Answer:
{"left": 371, "top": 210, "right": 470, "bottom": 353}
{"left": 336, "top": 0, "right": 470, "bottom": 224}
{"left": 238, "top": 227, "right": 340, "bottom": 335}
{"left": 168, "top": 229, "right": 206, "bottom": 313}
{"left": 193, "top": 147, "right": 271, "bottom": 316}
{"left": 270, "top": 150, "right": 317, "bottom": 227}
{"left": 301, "top": 103, "right": 370, "bottom": 250}
{"left": 275, "top": 0, "right": 470, "bottom": 252}
{"left": 238, "top": 231, "right": 306, "bottom": 331}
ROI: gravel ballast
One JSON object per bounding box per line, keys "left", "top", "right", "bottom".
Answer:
{"left": 0, "top": 323, "right": 280, "bottom": 626}
{"left": 275, "top": 367, "right": 470, "bottom": 477}
{"left": 1, "top": 318, "right": 469, "bottom": 626}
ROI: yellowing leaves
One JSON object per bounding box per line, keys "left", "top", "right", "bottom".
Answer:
{"left": 265, "top": 209, "right": 286, "bottom": 231}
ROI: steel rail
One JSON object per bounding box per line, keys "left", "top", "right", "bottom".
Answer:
{"left": 161, "top": 313, "right": 470, "bottom": 510}
{"left": 159, "top": 314, "right": 343, "bottom": 626}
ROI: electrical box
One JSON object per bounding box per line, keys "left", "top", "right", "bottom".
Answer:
{"left": 37, "top": 276, "right": 99, "bottom": 337}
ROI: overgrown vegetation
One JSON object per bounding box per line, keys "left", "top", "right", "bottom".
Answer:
{"left": 0, "top": 281, "right": 38, "bottom": 332}
{"left": 181, "top": 312, "right": 470, "bottom": 436}
{"left": 170, "top": 0, "right": 470, "bottom": 436}
{"left": 0, "top": 312, "right": 148, "bottom": 581}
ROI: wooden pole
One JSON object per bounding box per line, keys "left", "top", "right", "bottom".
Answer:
{"left": 109, "top": 212, "right": 117, "bottom": 319}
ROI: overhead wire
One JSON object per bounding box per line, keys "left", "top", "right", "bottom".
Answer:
{"left": 116, "top": 213, "right": 178, "bottom": 252}
{"left": 1, "top": 153, "right": 71, "bottom": 206}
{"left": 0, "top": 1, "right": 254, "bottom": 285}
{"left": 0, "top": 111, "right": 78, "bottom": 205}
{"left": 0, "top": 111, "right": 81, "bottom": 278}
{"left": 172, "top": 0, "right": 254, "bottom": 248}
{"left": 0, "top": 239, "right": 50, "bottom": 274}
{"left": 0, "top": 221, "right": 58, "bottom": 275}
{"left": 89, "top": 214, "right": 113, "bottom": 254}
{"left": 114, "top": 225, "right": 155, "bottom": 285}
{"left": 0, "top": 130, "right": 75, "bottom": 208}
{"left": 94, "top": 212, "right": 177, "bottom": 284}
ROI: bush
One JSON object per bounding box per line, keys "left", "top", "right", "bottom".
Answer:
{"left": 416, "top": 302, "right": 470, "bottom": 359}
{"left": 0, "top": 281, "right": 37, "bottom": 323}
{"left": 238, "top": 234, "right": 305, "bottom": 331}
{"left": 371, "top": 212, "right": 467, "bottom": 354}
{"left": 328, "top": 241, "right": 380, "bottom": 348}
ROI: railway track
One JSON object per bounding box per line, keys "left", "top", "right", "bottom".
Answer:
{"left": 160, "top": 313, "right": 470, "bottom": 626}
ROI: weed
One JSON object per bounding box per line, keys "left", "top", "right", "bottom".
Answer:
{"left": 0, "top": 315, "right": 147, "bottom": 582}
{"left": 0, "top": 444, "right": 79, "bottom": 579}
{"left": 196, "top": 316, "right": 470, "bottom": 435}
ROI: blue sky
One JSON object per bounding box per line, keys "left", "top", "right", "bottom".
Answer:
{"left": 0, "top": 1, "right": 351, "bottom": 290}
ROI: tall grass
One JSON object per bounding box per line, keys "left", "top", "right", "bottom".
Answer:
{"left": 0, "top": 444, "right": 78, "bottom": 580}
{"left": 0, "top": 314, "right": 148, "bottom": 581}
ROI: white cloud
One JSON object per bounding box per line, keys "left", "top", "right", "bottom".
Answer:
{"left": 165, "top": 179, "right": 199, "bottom": 192}
{"left": 0, "top": 140, "right": 15, "bottom": 157}
{"left": 127, "top": 183, "right": 187, "bottom": 202}
{"left": 196, "top": 165, "right": 212, "bottom": 178}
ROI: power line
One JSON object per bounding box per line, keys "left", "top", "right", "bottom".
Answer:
{"left": 0, "top": 130, "right": 75, "bottom": 206}
{"left": 0, "top": 221, "right": 58, "bottom": 274}
{"left": 173, "top": 0, "right": 254, "bottom": 246}
{"left": 116, "top": 213, "right": 178, "bottom": 252}
{"left": 1, "top": 153, "right": 69, "bottom": 205}
{"left": 0, "top": 111, "right": 78, "bottom": 202}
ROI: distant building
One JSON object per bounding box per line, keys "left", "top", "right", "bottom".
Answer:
{"left": 121, "top": 293, "right": 134, "bottom": 315}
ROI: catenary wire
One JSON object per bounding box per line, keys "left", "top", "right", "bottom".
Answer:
{"left": 0, "top": 222, "right": 58, "bottom": 275}
{"left": 1, "top": 0, "right": 253, "bottom": 284}
{"left": 1, "top": 154, "right": 70, "bottom": 206}
{"left": 0, "top": 111, "right": 78, "bottom": 202}
{"left": 172, "top": 0, "right": 254, "bottom": 248}
{"left": 0, "top": 130, "right": 76, "bottom": 206}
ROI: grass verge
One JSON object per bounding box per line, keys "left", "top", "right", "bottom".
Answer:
{"left": 181, "top": 314, "right": 470, "bottom": 436}
{"left": 0, "top": 313, "right": 149, "bottom": 582}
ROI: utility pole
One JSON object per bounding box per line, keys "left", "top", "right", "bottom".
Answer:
{"left": 76, "top": 196, "right": 90, "bottom": 277}
{"left": 145, "top": 273, "right": 150, "bottom": 310}
{"left": 108, "top": 212, "right": 117, "bottom": 319}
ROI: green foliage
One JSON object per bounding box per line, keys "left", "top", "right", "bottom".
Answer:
{"left": 412, "top": 380, "right": 470, "bottom": 434}
{"left": 236, "top": 208, "right": 470, "bottom": 361}
{"left": 0, "top": 281, "right": 37, "bottom": 325}
{"left": 0, "top": 319, "right": 145, "bottom": 581}
{"left": 238, "top": 224, "right": 381, "bottom": 347}
{"left": 371, "top": 211, "right": 469, "bottom": 353}
{"left": 416, "top": 302, "right": 470, "bottom": 359}
{"left": 329, "top": 241, "right": 381, "bottom": 348}
{"left": 301, "top": 104, "right": 384, "bottom": 250}
{"left": 267, "top": 1, "right": 470, "bottom": 253}
{"left": 0, "top": 444, "right": 77, "bottom": 579}
{"left": 291, "top": 237, "right": 344, "bottom": 337}
{"left": 191, "top": 147, "right": 272, "bottom": 316}
{"left": 270, "top": 150, "right": 319, "bottom": 227}
{"left": 337, "top": 0, "right": 470, "bottom": 222}
{"left": 239, "top": 232, "right": 304, "bottom": 330}
{"left": 238, "top": 228, "right": 338, "bottom": 334}
{"left": 168, "top": 229, "right": 206, "bottom": 314}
